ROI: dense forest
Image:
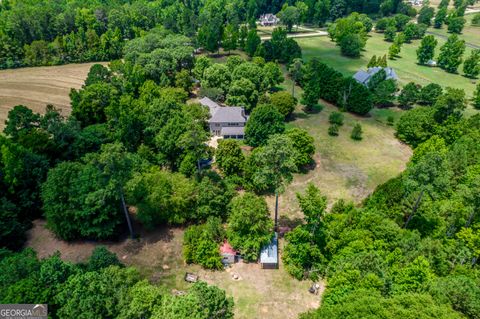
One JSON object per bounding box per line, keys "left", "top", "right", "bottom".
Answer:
{"left": 0, "top": 0, "right": 417, "bottom": 69}
{"left": 1, "top": 0, "right": 480, "bottom": 318}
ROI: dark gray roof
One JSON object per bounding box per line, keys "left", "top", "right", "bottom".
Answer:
{"left": 199, "top": 97, "right": 220, "bottom": 113}
{"left": 353, "top": 67, "right": 398, "bottom": 85}
{"left": 260, "top": 233, "right": 278, "bottom": 264}
{"left": 368, "top": 66, "right": 398, "bottom": 81}
{"left": 221, "top": 126, "right": 245, "bottom": 136}
{"left": 209, "top": 106, "right": 247, "bottom": 123}
{"left": 353, "top": 70, "right": 371, "bottom": 84}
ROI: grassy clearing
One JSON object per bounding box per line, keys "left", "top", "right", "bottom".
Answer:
{"left": 26, "top": 220, "right": 321, "bottom": 319}
{"left": 256, "top": 56, "right": 412, "bottom": 220}
{"left": 0, "top": 63, "right": 104, "bottom": 130}
{"left": 268, "top": 101, "right": 411, "bottom": 220}
{"left": 295, "top": 32, "right": 478, "bottom": 97}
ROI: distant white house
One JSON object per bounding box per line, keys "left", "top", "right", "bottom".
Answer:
{"left": 407, "top": 0, "right": 423, "bottom": 5}
{"left": 259, "top": 14, "right": 280, "bottom": 26}
{"left": 199, "top": 97, "right": 248, "bottom": 139}
{"left": 353, "top": 67, "right": 399, "bottom": 86}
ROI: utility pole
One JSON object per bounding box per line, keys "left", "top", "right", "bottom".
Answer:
{"left": 274, "top": 189, "right": 279, "bottom": 232}
{"left": 120, "top": 191, "right": 134, "bottom": 239}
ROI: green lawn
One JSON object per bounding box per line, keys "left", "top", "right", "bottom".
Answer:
{"left": 269, "top": 101, "right": 411, "bottom": 220}
{"left": 296, "top": 32, "right": 478, "bottom": 97}
{"left": 425, "top": 13, "right": 480, "bottom": 49}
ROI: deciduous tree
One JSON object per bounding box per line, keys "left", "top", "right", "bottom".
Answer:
{"left": 438, "top": 34, "right": 465, "bottom": 73}
{"left": 417, "top": 35, "right": 438, "bottom": 65}
{"left": 245, "top": 104, "right": 285, "bottom": 147}
{"left": 227, "top": 193, "right": 273, "bottom": 261}
{"left": 463, "top": 49, "right": 480, "bottom": 78}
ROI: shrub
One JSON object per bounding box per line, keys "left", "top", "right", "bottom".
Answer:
{"left": 387, "top": 116, "right": 395, "bottom": 126}
{"left": 328, "top": 124, "right": 339, "bottom": 136}
{"left": 472, "top": 13, "right": 480, "bottom": 26}
{"left": 350, "top": 123, "right": 363, "bottom": 140}
{"left": 329, "top": 112, "right": 344, "bottom": 126}
{"left": 87, "top": 246, "right": 122, "bottom": 271}
{"left": 270, "top": 91, "right": 297, "bottom": 118}
{"left": 183, "top": 217, "right": 224, "bottom": 270}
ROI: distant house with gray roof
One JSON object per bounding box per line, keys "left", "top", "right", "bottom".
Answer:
{"left": 259, "top": 14, "right": 280, "bottom": 26}
{"left": 353, "top": 67, "right": 398, "bottom": 86}
{"left": 199, "top": 97, "right": 248, "bottom": 139}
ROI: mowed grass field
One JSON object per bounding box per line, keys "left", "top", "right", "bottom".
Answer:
{"left": 0, "top": 63, "right": 102, "bottom": 129}
{"left": 296, "top": 31, "right": 478, "bottom": 97}
{"left": 268, "top": 99, "right": 411, "bottom": 220}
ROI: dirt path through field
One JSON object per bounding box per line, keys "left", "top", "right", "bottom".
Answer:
{"left": 0, "top": 63, "right": 105, "bottom": 129}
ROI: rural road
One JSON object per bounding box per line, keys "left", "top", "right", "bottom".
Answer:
{"left": 425, "top": 30, "right": 480, "bottom": 49}
{"left": 260, "top": 25, "right": 327, "bottom": 40}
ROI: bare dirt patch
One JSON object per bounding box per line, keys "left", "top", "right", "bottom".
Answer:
{"left": 0, "top": 63, "right": 104, "bottom": 129}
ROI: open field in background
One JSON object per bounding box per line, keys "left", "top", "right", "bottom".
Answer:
{"left": 423, "top": 0, "right": 480, "bottom": 10}
{"left": 426, "top": 13, "right": 480, "bottom": 49}
{"left": 296, "top": 32, "right": 478, "bottom": 97}
{"left": 0, "top": 63, "right": 103, "bottom": 130}
{"left": 26, "top": 219, "right": 322, "bottom": 319}
{"left": 266, "top": 95, "right": 411, "bottom": 219}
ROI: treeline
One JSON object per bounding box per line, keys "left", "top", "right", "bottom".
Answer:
{"left": 0, "top": 0, "right": 160, "bottom": 68}
{"left": 279, "top": 72, "right": 480, "bottom": 318}
{"left": 0, "top": 247, "right": 233, "bottom": 318}
{"left": 1, "top": 23, "right": 314, "bottom": 271}
{"left": 0, "top": 25, "right": 316, "bottom": 315}
{"left": 0, "top": 0, "right": 423, "bottom": 69}
{"left": 300, "top": 57, "right": 400, "bottom": 115}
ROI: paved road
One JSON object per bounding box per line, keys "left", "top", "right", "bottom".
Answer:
{"left": 425, "top": 30, "right": 480, "bottom": 49}
{"left": 260, "top": 25, "right": 327, "bottom": 41}
{"left": 465, "top": 8, "right": 480, "bottom": 14}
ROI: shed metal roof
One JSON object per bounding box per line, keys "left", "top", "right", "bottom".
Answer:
{"left": 260, "top": 233, "right": 278, "bottom": 264}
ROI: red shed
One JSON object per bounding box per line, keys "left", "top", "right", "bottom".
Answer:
{"left": 220, "top": 241, "right": 237, "bottom": 265}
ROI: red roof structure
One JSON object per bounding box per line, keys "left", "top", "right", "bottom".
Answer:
{"left": 220, "top": 241, "right": 237, "bottom": 255}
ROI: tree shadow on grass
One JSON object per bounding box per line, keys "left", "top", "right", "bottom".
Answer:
{"left": 278, "top": 215, "right": 304, "bottom": 231}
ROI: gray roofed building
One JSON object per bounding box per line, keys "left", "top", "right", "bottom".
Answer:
{"left": 259, "top": 14, "right": 280, "bottom": 26}
{"left": 353, "top": 67, "right": 398, "bottom": 86}
{"left": 199, "top": 96, "right": 248, "bottom": 139}
{"left": 199, "top": 96, "right": 220, "bottom": 114}
{"left": 210, "top": 107, "right": 247, "bottom": 123}
{"left": 260, "top": 233, "right": 278, "bottom": 269}
{"left": 352, "top": 70, "right": 371, "bottom": 85}
{"left": 221, "top": 126, "right": 245, "bottom": 138}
